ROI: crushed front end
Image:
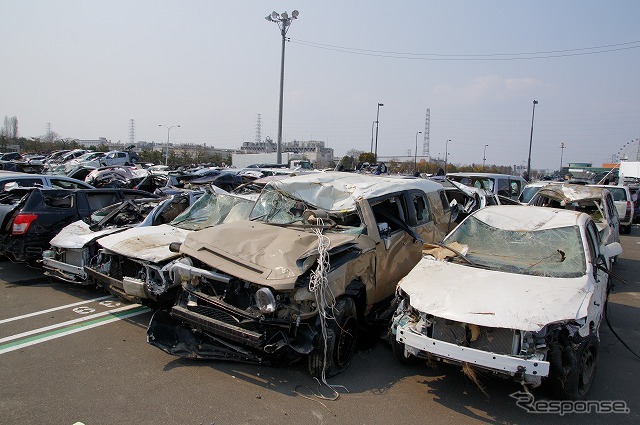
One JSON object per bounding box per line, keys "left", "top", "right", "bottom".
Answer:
{"left": 391, "top": 294, "right": 553, "bottom": 386}
{"left": 147, "top": 258, "right": 319, "bottom": 364}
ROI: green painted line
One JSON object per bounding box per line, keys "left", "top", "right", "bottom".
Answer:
{"left": 0, "top": 306, "right": 149, "bottom": 351}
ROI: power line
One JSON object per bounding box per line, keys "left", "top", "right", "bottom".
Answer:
{"left": 289, "top": 39, "right": 640, "bottom": 61}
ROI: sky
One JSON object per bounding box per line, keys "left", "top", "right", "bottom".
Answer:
{"left": 2, "top": 1, "right": 639, "bottom": 171}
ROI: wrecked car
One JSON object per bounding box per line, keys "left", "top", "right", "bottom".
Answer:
{"left": 147, "top": 172, "right": 454, "bottom": 378}
{"left": 528, "top": 183, "right": 620, "bottom": 251}
{"left": 0, "top": 187, "right": 157, "bottom": 262}
{"left": 391, "top": 205, "right": 622, "bottom": 400}
{"left": 84, "top": 190, "right": 255, "bottom": 307}
{"left": 41, "top": 191, "right": 202, "bottom": 284}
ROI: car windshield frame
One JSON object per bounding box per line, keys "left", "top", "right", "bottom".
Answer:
{"left": 248, "top": 187, "right": 365, "bottom": 234}
{"left": 444, "top": 215, "right": 587, "bottom": 278}
{"left": 170, "top": 192, "right": 253, "bottom": 231}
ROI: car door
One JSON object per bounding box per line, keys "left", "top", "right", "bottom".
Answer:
{"left": 368, "top": 192, "right": 423, "bottom": 301}
{"left": 584, "top": 220, "right": 608, "bottom": 330}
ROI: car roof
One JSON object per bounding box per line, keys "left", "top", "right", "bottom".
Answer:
{"left": 266, "top": 171, "right": 443, "bottom": 212}
{"left": 537, "top": 183, "right": 608, "bottom": 202}
{"left": 471, "top": 204, "right": 586, "bottom": 231}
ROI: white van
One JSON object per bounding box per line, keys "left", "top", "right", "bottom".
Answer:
{"left": 446, "top": 172, "right": 527, "bottom": 201}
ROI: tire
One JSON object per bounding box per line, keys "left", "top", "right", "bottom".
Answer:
{"left": 621, "top": 225, "right": 631, "bottom": 234}
{"left": 308, "top": 296, "right": 358, "bottom": 378}
{"left": 549, "top": 335, "right": 599, "bottom": 400}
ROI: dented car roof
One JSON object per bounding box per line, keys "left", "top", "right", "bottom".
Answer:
{"left": 264, "top": 171, "right": 443, "bottom": 212}
{"left": 535, "top": 183, "right": 605, "bottom": 202}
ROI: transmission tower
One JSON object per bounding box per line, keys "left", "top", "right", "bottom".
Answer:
{"left": 129, "top": 119, "right": 135, "bottom": 145}
{"left": 422, "top": 108, "right": 430, "bottom": 160}
{"left": 46, "top": 122, "right": 52, "bottom": 143}
{"left": 255, "top": 114, "right": 262, "bottom": 146}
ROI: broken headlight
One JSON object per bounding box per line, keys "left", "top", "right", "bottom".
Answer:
{"left": 254, "top": 287, "right": 277, "bottom": 314}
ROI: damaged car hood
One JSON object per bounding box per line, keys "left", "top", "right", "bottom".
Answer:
{"left": 98, "top": 224, "right": 191, "bottom": 263}
{"left": 181, "top": 220, "right": 361, "bottom": 288}
{"left": 398, "top": 258, "right": 592, "bottom": 332}
{"left": 49, "top": 221, "right": 128, "bottom": 249}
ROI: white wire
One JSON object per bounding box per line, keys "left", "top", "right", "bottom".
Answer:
{"left": 307, "top": 217, "right": 347, "bottom": 399}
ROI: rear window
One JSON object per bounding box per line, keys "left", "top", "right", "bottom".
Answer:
{"left": 607, "top": 187, "right": 628, "bottom": 201}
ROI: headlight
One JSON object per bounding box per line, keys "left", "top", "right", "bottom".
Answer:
{"left": 255, "top": 287, "right": 276, "bottom": 314}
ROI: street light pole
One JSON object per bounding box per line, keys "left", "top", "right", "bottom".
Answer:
{"left": 370, "top": 121, "right": 376, "bottom": 154}
{"left": 414, "top": 131, "right": 422, "bottom": 174}
{"left": 526, "top": 100, "right": 539, "bottom": 181}
{"left": 266, "top": 10, "right": 299, "bottom": 165}
{"left": 374, "top": 103, "right": 383, "bottom": 163}
{"left": 560, "top": 142, "right": 566, "bottom": 173}
{"left": 483, "top": 144, "right": 489, "bottom": 171}
{"left": 158, "top": 124, "right": 180, "bottom": 166}
{"left": 444, "top": 139, "right": 451, "bottom": 174}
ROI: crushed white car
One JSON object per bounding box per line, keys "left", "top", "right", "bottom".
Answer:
{"left": 391, "top": 205, "right": 622, "bottom": 400}
{"left": 85, "top": 190, "right": 255, "bottom": 307}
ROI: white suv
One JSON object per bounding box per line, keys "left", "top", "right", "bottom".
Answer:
{"left": 589, "top": 185, "right": 633, "bottom": 234}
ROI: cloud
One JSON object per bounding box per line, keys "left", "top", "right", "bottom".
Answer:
{"left": 433, "top": 75, "right": 543, "bottom": 106}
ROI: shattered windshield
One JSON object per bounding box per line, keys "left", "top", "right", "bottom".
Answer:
{"left": 170, "top": 193, "right": 253, "bottom": 231}
{"left": 445, "top": 216, "right": 586, "bottom": 278}
{"left": 249, "top": 187, "right": 365, "bottom": 233}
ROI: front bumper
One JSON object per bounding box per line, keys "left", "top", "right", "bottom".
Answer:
{"left": 396, "top": 324, "right": 550, "bottom": 379}
{"left": 42, "top": 257, "right": 87, "bottom": 284}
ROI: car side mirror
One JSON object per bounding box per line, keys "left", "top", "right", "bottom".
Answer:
{"left": 603, "top": 241, "right": 623, "bottom": 259}
{"left": 169, "top": 242, "right": 182, "bottom": 253}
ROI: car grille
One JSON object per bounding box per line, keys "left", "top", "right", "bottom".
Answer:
{"left": 188, "top": 304, "right": 262, "bottom": 333}
{"left": 63, "top": 249, "right": 85, "bottom": 267}
{"left": 431, "top": 319, "right": 515, "bottom": 355}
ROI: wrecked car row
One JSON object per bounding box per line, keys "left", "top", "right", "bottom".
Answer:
{"left": 3, "top": 173, "right": 623, "bottom": 400}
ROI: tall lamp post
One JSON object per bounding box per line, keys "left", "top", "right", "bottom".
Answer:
{"left": 158, "top": 124, "right": 180, "bottom": 166}
{"left": 370, "top": 121, "right": 376, "bottom": 154}
{"left": 266, "top": 10, "right": 299, "bottom": 165}
{"left": 482, "top": 144, "right": 489, "bottom": 171}
{"left": 374, "top": 103, "right": 384, "bottom": 163}
{"left": 560, "top": 142, "right": 566, "bottom": 173}
{"left": 413, "top": 131, "right": 423, "bottom": 174}
{"left": 526, "top": 100, "right": 539, "bottom": 181}
{"left": 444, "top": 139, "right": 451, "bottom": 174}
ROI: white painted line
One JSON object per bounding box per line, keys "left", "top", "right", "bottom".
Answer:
{"left": 0, "top": 303, "right": 143, "bottom": 343}
{"left": 0, "top": 307, "right": 149, "bottom": 355}
{"left": 0, "top": 295, "right": 114, "bottom": 325}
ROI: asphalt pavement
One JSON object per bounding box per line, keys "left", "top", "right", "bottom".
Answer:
{"left": 0, "top": 229, "right": 639, "bottom": 425}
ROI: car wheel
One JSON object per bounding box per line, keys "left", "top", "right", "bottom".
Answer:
{"left": 308, "top": 296, "right": 357, "bottom": 378}
{"left": 621, "top": 225, "right": 631, "bottom": 234}
{"left": 550, "top": 335, "right": 599, "bottom": 400}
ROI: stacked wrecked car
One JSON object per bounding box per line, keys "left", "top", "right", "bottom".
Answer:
{"left": 148, "top": 172, "right": 454, "bottom": 377}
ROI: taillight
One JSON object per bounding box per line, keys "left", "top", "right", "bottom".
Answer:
{"left": 12, "top": 214, "right": 38, "bottom": 235}
{"left": 626, "top": 201, "right": 632, "bottom": 219}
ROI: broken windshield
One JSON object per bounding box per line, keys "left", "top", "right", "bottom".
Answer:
{"left": 249, "top": 187, "right": 364, "bottom": 233}
{"left": 444, "top": 216, "right": 586, "bottom": 278}
{"left": 170, "top": 193, "right": 253, "bottom": 231}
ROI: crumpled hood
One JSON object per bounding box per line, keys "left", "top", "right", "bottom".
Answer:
{"left": 398, "top": 257, "right": 592, "bottom": 332}
{"left": 50, "top": 221, "right": 127, "bottom": 249}
{"left": 98, "top": 224, "right": 191, "bottom": 263}
{"left": 181, "top": 221, "right": 360, "bottom": 288}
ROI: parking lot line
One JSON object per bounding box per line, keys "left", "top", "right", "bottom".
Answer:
{"left": 0, "top": 305, "right": 149, "bottom": 355}
{"left": 0, "top": 303, "right": 144, "bottom": 343}
{"left": 0, "top": 295, "right": 114, "bottom": 324}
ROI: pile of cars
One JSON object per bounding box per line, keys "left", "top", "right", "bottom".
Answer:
{"left": 0, "top": 170, "right": 628, "bottom": 400}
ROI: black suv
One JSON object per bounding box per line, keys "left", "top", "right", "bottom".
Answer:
{"left": 0, "top": 188, "right": 157, "bottom": 262}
